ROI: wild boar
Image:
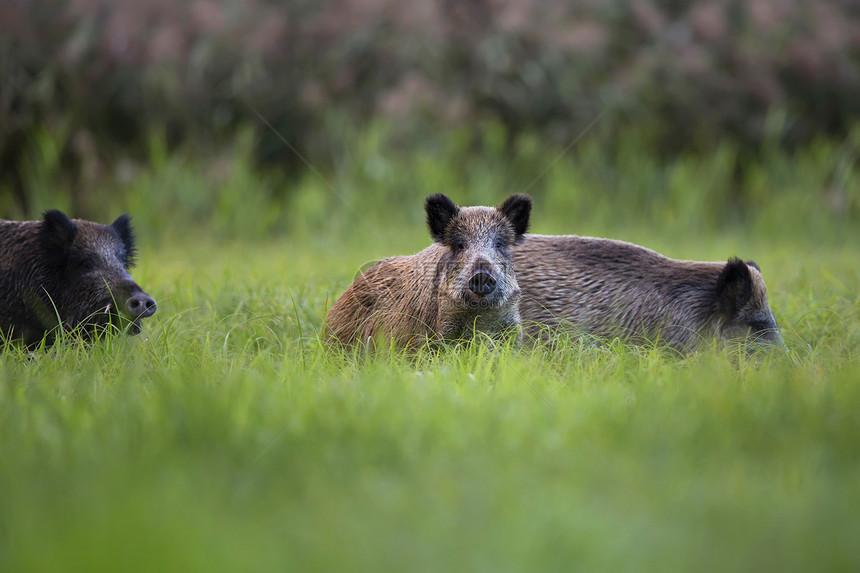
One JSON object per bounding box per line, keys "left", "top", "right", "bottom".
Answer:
{"left": 325, "top": 193, "right": 532, "bottom": 349}
{"left": 0, "top": 210, "right": 156, "bottom": 346}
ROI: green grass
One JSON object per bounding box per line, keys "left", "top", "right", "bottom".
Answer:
{"left": 1, "top": 124, "right": 859, "bottom": 571}
{"left": 1, "top": 226, "right": 858, "bottom": 572}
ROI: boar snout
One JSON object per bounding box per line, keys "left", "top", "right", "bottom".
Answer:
{"left": 125, "top": 291, "right": 157, "bottom": 319}
{"left": 468, "top": 271, "right": 497, "bottom": 296}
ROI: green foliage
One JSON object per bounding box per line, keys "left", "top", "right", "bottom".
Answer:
{"left": 122, "top": 127, "right": 283, "bottom": 240}
{"left": 4, "top": 0, "right": 860, "bottom": 217}
{"left": 1, "top": 230, "right": 858, "bottom": 572}
{"left": 7, "top": 120, "right": 858, "bottom": 249}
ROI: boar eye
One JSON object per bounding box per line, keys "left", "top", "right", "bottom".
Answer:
{"left": 452, "top": 241, "right": 465, "bottom": 253}
{"left": 495, "top": 240, "right": 505, "bottom": 250}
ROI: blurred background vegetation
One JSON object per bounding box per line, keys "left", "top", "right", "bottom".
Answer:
{"left": 1, "top": 0, "right": 858, "bottom": 244}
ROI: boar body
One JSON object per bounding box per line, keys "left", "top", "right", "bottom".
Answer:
{"left": 515, "top": 234, "right": 782, "bottom": 353}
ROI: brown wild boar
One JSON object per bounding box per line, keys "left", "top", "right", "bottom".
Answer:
{"left": 514, "top": 235, "right": 783, "bottom": 353}
{"left": 324, "top": 193, "right": 532, "bottom": 349}
{"left": 0, "top": 210, "right": 157, "bottom": 347}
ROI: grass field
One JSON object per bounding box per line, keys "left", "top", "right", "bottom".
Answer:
{"left": 1, "top": 131, "right": 859, "bottom": 571}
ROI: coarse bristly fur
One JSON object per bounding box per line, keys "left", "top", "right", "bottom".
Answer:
{"left": 0, "top": 210, "right": 157, "bottom": 347}
{"left": 514, "top": 234, "right": 784, "bottom": 354}
{"left": 324, "top": 193, "right": 532, "bottom": 350}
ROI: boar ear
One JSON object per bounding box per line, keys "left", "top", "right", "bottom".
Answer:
{"left": 498, "top": 193, "right": 531, "bottom": 238}
{"left": 425, "top": 193, "right": 459, "bottom": 243}
{"left": 745, "top": 260, "right": 760, "bottom": 272}
{"left": 717, "top": 257, "right": 753, "bottom": 317}
{"left": 41, "top": 210, "right": 78, "bottom": 249}
{"left": 111, "top": 214, "right": 137, "bottom": 266}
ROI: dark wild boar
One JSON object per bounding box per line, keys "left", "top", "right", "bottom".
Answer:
{"left": 514, "top": 235, "right": 783, "bottom": 353}
{"left": 0, "top": 210, "right": 157, "bottom": 346}
{"left": 325, "top": 193, "right": 532, "bottom": 349}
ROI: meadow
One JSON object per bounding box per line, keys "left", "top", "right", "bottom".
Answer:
{"left": 1, "top": 127, "right": 859, "bottom": 571}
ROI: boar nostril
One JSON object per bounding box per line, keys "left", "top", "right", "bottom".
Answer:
{"left": 469, "top": 272, "right": 496, "bottom": 296}
{"left": 125, "top": 292, "right": 157, "bottom": 318}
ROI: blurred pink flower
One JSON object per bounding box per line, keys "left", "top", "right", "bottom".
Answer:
{"left": 690, "top": 2, "right": 726, "bottom": 42}
{"left": 192, "top": 0, "right": 226, "bottom": 34}
{"left": 550, "top": 21, "right": 607, "bottom": 54}
{"left": 632, "top": 0, "right": 665, "bottom": 36}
